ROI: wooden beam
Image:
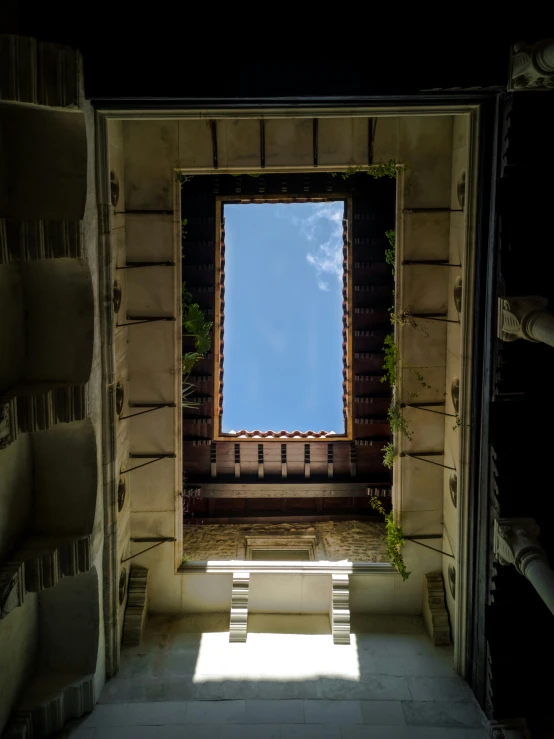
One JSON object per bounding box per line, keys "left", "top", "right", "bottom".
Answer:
{"left": 191, "top": 514, "right": 383, "bottom": 525}
{"left": 196, "top": 483, "right": 389, "bottom": 498}
{"left": 327, "top": 443, "right": 334, "bottom": 479}
{"left": 210, "top": 120, "right": 218, "bottom": 169}
{"left": 210, "top": 443, "right": 217, "bottom": 478}
{"left": 260, "top": 119, "right": 265, "bottom": 169}
{"left": 350, "top": 443, "right": 357, "bottom": 477}
{"left": 368, "top": 118, "right": 375, "bottom": 165}
{"left": 234, "top": 443, "right": 240, "bottom": 478}
{"left": 258, "top": 443, "right": 264, "bottom": 479}
{"left": 281, "top": 443, "right": 287, "bottom": 479}
{"left": 304, "top": 443, "right": 310, "bottom": 479}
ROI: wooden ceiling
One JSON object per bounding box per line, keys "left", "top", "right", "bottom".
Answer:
{"left": 181, "top": 173, "right": 395, "bottom": 523}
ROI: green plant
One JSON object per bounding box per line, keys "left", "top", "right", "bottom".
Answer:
{"left": 382, "top": 442, "right": 396, "bottom": 469}
{"left": 385, "top": 229, "right": 396, "bottom": 272}
{"left": 367, "top": 160, "right": 407, "bottom": 179}
{"left": 181, "top": 218, "right": 188, "bottom": 240}
{"left": 331, "top": 165, "right": 364, "bottom": 180}
{"left": 390, "top": 305, "right": 429, "bottom": 337}
{"left": 388, "top": 402, "right": 413, "bottom": 440}
{"left": 181, "top": 554, "right": 189, "bottom": 565}
{"left": 182, "top": 286, "right": 212, "bottom": 356}
{"left": 452, "top": 413, "right": 462, "bottom": 431}
{"left": 181, "top": 283, "right": 213, "bottom": 408}
{"left": 381, "top": 333, "right": 399, "bottom": 387}
{"left": 331, "top": 161, "right": 406, "bottom": 181}
{"left": 176, "top": 173, "right": 194, "bottom": 184}
{"left": 370, "top": 497, "right": 410, "bottom": 581}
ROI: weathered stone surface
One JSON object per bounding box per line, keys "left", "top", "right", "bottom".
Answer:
{"left": 122, "top": 566, "right": 148, "bottom": 647}
{"left": 182, "top": 521, "right": 388, "bottom": 562}
{"left": 423, "top": 572, "right": 451, "bottom": 645}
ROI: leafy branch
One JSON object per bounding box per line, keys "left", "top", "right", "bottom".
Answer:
{"left": 382, "top": 442, "right": 396, "bottom": 470}
{"left": 370, "top": 497, "right": 410, "bottom": 581}
{"left": 331, "top": 160, "right": 407, "bottom": 181}
{"left": 182, "top": 283, "right": 212, "bottom": 409}
{"left": 381, "top": 332, "right": 399, "bottom": 387}
{"left": 388, "top": 402, "right": 413, "bottom": 440}
{"left": 385, "top": 229, "right": 396, "bottom": 273}
{"left": 176, "top": 173, "right": 194, "bottom": 184}
{"left": 389, "top": 304, "right": 429, "bottom": 337}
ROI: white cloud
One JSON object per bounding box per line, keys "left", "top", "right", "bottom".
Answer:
{"left": 303, "top": 203, "right": 344, "bottom": 290}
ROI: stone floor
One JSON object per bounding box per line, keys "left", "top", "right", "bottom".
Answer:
{"left": 61, "top": 615, "right": 488, "bottom": 738}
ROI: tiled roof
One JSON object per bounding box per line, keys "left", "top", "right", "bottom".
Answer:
{"left": 223, "top": 430, "right": 339, "bottom": 439}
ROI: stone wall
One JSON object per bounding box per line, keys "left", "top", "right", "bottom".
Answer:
{"left": 182, "top": 521, "right": 388, "bottom": 563}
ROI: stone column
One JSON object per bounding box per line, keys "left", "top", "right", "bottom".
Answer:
{"left": 489, "top": 717, "right": 530, "bottom": 738}
{"left": 497, "top": 296, "right": 554, "bottom": 349}
{"left": 493, "top": 518, "right": 554, "bottom": 616}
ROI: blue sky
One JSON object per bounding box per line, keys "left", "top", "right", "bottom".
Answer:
{"left": 222, "top": 201, "right": 345, "bottom": 433}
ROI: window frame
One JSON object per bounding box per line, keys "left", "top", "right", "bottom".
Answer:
{"left": 213, "top": 193, "right": 354, "bottom": 442}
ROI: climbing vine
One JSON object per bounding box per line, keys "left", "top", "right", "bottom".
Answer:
{"left": 387, "top": 402, "right": 413, "bottom": 441}
{"left": 370, "top": 497, "right": 410, "bottom": 581}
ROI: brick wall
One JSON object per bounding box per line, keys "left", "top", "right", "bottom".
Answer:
{"left": 182, "top": 521, "right": 388, "bottom": 562}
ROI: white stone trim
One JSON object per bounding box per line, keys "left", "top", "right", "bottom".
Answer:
{"left": 180, "top": 561, "right": 396, "bottom": 575}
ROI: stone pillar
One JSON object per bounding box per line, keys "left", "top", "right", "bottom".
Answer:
{"left": 493, "top": 518, "right": 554, "bottom": 616}
{"left": 489, "top": 717, "right": 530, "bottom": 738}
{"left": 497, "top": 296, "right": 554, "bottom": 349}
{"left": 229, "top": 572, "right": 250, "bottom": 643}
{"left": 330, "top": 573, "right": 351, "bottom": 645}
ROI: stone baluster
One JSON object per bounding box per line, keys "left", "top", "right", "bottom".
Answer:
{"left": 330, "top": 573, "right": 351, "bottom": 645}
{"left": 498, "top": 296, "right": 554, "bottom": 349}
{"left": 493, "top": 518, "right": 554, "bottom": 616}
{"left": 229, "top": 572, "right": 250, "bottom": 643}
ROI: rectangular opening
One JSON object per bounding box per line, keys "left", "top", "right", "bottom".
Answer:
{"left": 250, "top": 549, "right": 312, "bottom": 561}
{"left": 218, "top": 199, "right": 349, "bottom": 438}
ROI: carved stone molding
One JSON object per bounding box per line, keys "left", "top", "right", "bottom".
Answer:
{"left": 0, "top": 563, "right": 25, "bottom": 619}
{"left": 229, "top": 572, "right": 250, "bottom": 642}
{"left": 497, "top": 295, "right": 554, "bottom": 347}
{"left": 423, "top": 572, "right": 451, "bottom": 645}
{"left": 5, "top": 674, "right": 94, "bottom": 739}
{"left": 330, "top": 573, "right": 351, "bottom": 645}
{"left": 489, "top": 717, "right": 530, "bottom": 738}
{"left": 16, "top": 386, "right": 88, "bottom": 433}
{"left": 122, "top": 566, "right": 148, "bottom": 647}
{"left": 0, "top": 400, "right": 17, "bottom": 449}
{"left": 509, "top": 39, "right": 554, "bottom": 91}
{"left": 0, "top": 535, "right": 92, "bottom": 618}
